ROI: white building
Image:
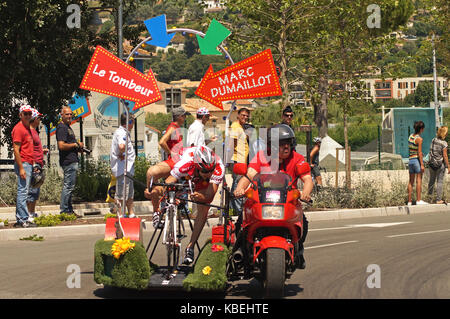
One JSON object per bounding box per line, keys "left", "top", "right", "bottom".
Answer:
{"left": 360, "top": 76, "right": 449, "bottom": 103}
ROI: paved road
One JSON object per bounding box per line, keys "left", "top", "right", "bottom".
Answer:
{"left": 0, "top": 211, "right": 449, "bottom": 299}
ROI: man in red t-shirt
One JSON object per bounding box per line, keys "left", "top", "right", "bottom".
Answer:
{"left": 234, "top": 124, "right": 313, "bottom": 269}
{"left": 144, "top": 107, "right": 190, "bottom": 214}
{"left": 12, "top": 104, "right": 37, "bottom": 227}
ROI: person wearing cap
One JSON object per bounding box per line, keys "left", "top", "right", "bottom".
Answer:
{"left": 187, "top": 107, "right": 217, "bottom": 147}
{"left": 56, "top": 106, "right": 84, "bottom": 217}
{"left": 12, "top": 104, "right": 37, "bottom": 227}
{"left": 144, "top": 107, "right": 190, "bottom": 216}
{"left": 110, "top": 112, "right": 136, "bottom": 218}
{"left": 27, "top": 108, "right": 49, "bottom": 218}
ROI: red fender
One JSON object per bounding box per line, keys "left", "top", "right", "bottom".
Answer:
{"left": 253, "top": 236, "right": 294, "bottom": 263}
{"left": 105, "top": 218, "right": 142, "bottom": 242}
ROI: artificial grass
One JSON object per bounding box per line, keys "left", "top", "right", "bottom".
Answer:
{"left": 183, "top": 241, "right": 231, "bottom": 292}
{"left": 94, "top": 239, "right": 155, "bottom": 290}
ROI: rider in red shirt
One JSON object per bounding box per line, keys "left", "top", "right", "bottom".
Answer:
{"left": 234, "top": 124, "right": 313, "bottom": 269}
{"left": 149, "top": 146, "right": 224, "bottom": 265}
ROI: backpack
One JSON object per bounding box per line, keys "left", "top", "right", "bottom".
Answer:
{"left": 428, "top": 139, "right": 443, "bottom": 170}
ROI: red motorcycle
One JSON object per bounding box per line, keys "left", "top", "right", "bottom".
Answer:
{"left": 227, "top": 162, "right": 311, "bottom": 298}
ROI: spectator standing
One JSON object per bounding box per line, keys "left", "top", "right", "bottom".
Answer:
{"left": 159, "top": 107, "right": 190, "bottom": 164}
{"left": 427, "top": 126, "right": 449, "bottom": 204}
{"left": 111, "top": 113, "right": 136, "bottom": 217}
{"left": 27, "top": 108, "right": 49, "bottom": 217}
{"left": 56, "top": 106, "right": 83, "bottom": 217}
{"left": 229, "top": 107, "right": 250, "bottom": 214}
{"left": 281, "top": 106, "right": 297, "bottom": 149}
{"left": 187, "top": 107, "right": 217, "bottom": 147}
{"left": 145, "top": 107, "right": 190, "bottom": 215}
{"left": 309, "top": 137, "right": 323, "bottom": 189}
{"left": 407, "top": 121, "right": 428, "bottom": 205}
{"left": 12, "top": 104, "right": 37, "bottom": 227}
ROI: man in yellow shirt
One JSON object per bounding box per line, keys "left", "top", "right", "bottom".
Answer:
{"left": 229, "top": 108, "right": 250, "bottom": 214}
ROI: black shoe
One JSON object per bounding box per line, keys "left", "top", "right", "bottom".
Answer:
{"left": 183, "top": 247, "right": 195, "bottom": 265}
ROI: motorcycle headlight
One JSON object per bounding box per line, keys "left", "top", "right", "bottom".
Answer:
{"left": 262, "top": 205, "right": 284, "bottom": 220}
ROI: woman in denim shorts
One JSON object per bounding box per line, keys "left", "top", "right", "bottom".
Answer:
{"left": 407, "top": 121, "right": 427, "bottom": 205}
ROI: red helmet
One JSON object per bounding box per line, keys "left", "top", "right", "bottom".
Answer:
{"left": 193, "top": 146, "right": 216, "bottom": 172}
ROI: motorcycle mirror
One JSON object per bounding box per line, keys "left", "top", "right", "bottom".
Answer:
{"left": 295, "top": 162, "right": 311, "bottom": 176}
{"left": 233, "top": 163, "right": 248, "bottom": 176}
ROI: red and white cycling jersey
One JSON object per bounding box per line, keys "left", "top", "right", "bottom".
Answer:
{"left": 170, "top": 146, "right": 225, "bottom": 190}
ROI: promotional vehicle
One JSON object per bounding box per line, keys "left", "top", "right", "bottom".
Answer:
{"left": 227, "top": 162, "right": 311, "bottom": 298}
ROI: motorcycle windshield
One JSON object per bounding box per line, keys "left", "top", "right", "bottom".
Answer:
{"left": 253, "top": 172, "right": 291, "bottom": 203}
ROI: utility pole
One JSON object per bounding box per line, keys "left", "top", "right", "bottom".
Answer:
{"left": 432, "top": 33, "right": 440, "bottom": 129}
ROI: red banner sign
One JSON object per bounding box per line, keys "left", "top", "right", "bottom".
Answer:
{"left": 195, "top": 49, "right": 282, "bottom": 109}
{"left": 80, "top": 46, "right": 161, "bottom": 111}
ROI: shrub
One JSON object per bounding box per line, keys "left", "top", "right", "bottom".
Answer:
{"left": 0, "top": 173, "right": 17, "bottom": 205}
{"left": 34, "top": 214, "right": 62, "bottom": 227}
{"left": 59, "top": 212, "right": 78, "bottom": 221}
{"left": 94, "top": 239, "right": 153, "bottom": 290}
{"left": 39, "top": 167, "right": 63, "bottom": 204}
{"left": 0, "top": 218, "right": 9, "bottom": 226}
{"left": 74, "top": 159, "right": 111, "bottom": 202}
{"left": 183, "top": 241, "right": 230, "bottom": 291}
{"left": 104, "top": 213, "right": 116, "bottom": 221}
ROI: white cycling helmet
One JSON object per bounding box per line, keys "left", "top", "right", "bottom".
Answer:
{"left": 193, "top": 146, "right": 216, "bottom": 172}
{"left": 313, "top": 137, "right": 322, "bottom": 144}
{"left": 197, "top": 107, "right": 210, "bottom": 116}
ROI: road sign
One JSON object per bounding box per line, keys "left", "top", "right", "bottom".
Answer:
{"left": 80, "top": 46, "right": 161, "bottom": 111}
{"left": 47, "top": 94, "right": 91, "bottom": 136}
{"left": 195, "top": 49, "right": 282, "bottom": 109}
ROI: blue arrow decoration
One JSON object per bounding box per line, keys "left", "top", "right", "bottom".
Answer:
{"left": 144, "top": 15, "right": 175, "bottom": 48}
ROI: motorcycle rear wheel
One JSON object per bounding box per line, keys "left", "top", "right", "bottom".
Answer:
{"left": 264, "top": 248, "right": 285, "bottom": 298}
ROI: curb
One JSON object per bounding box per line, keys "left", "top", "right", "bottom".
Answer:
{"left": 0, "top": 204, "right": 448, "bottom": 241}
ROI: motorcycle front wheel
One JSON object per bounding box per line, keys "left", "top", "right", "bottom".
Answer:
{"left": 264, "top": 248, "right": 285, "bottom": 298}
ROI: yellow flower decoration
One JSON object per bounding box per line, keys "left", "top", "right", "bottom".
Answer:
{"left": 111, "top": 237, "right": 136, "bottom": 259}
{"left": 202, "top": 266, "right": 212, "bottom": 276}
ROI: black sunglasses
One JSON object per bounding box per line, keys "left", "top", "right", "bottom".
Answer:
{"left": 22, "top": 112, "right": 32, "bottom": 116}
{"left": 283, "top": 114, "right": 294, "bottom": 118}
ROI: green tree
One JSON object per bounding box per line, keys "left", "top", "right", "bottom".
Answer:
{"left": 404, "top": 80, "right": 443, "bottom": 106}
{"left": 0, "top": 0, "right": 141, "bottom": 150}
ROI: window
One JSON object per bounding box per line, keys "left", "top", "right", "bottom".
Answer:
{"left": 165, "top": 88, "right": 181, "bottom": 112}
{"left": 398, "top": 82, "right": 408, "bottom": 89}
{"left": 375, "top": 81, "right": 391, "bottom": 89}
{"left": 375, "top": 90, "right": 392, "bottom": 98}
{"left": 411, "top": 82, "right": 416, "bottom": 88}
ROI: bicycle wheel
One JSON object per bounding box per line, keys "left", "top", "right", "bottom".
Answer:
{"left": 166, "top": 206, "right": 175, "bottom": 269}
{"left": 166, "top": 205, "right": 181, "bottom": 271}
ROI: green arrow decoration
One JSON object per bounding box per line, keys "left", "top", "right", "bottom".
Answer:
{"left": 197, "top": 19, "right": 231, "bottom": 55}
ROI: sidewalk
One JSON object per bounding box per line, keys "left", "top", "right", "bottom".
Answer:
{"left": 0, "top": 201, "right": 448, "bottom": 241}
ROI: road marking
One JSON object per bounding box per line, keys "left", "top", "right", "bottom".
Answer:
{"left": 346, "top": 222, "right": 413, "bottom": 228}
{"left": 310, "top": 222, "right": 413, "bottom": 232}
{"left": 309, "top": 226, "right": 353, "bottom": 232}
{"left": 305, "top": 240, "right": 359, "bottom": 250}
{"left": 386, "top": 229, "right": 450, "bottom": 238}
